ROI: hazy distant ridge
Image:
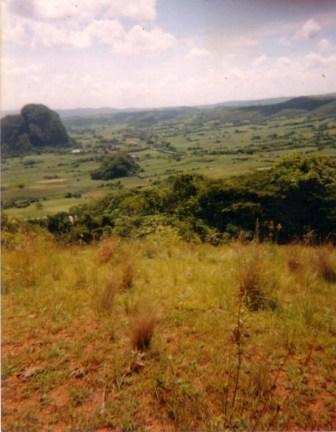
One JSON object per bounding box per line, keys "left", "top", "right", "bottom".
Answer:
{"left": 61, "top": 94, "right": 336, "bottom": 128}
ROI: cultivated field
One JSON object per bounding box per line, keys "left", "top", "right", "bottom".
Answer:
{"left": 2, "top": 112, "right": 336, "bottom": 219}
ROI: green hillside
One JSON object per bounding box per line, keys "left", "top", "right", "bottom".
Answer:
{"left": 2, "top": 95, "right": 336, "bottom": 219}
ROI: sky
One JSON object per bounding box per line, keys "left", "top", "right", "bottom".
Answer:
{"left": 1, "top": 0, "right": 336, "bottom": 110}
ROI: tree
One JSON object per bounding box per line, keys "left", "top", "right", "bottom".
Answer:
{"left": 91, "top": 153, "right": 140, "bottom": 180}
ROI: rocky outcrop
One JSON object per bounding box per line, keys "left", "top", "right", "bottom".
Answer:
{"left": 1, "top": 104, "right": 71, "bottom": 156}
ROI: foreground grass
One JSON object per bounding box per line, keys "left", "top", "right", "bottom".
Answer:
{"left": 2, "top": 229, "right": 336, "bottom": 431}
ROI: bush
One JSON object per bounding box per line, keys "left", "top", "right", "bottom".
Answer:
{"left": 33, "top": 154, "right": 336, "bottom": 244}
{"left": 91, "top": 152, "right": 139, "bottom": 180}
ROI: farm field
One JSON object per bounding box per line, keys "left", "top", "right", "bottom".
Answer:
{"left": 2, "top": 110, "right": 336, "bottom": 219}
{"left": 2, "top": 229, "right": 336, "bottom": 431}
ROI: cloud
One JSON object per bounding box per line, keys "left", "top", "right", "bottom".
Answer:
{"left": 305, "top": 52, "right": 336, "bottom": 68}
{"left": 86, "top": 20, "right": 125, "bottom": 45}
{"left": 279, "top": 37, "right": 291, "bottom": 47}
{"left": 105, "top": 0, "right": 156, "bottom": 21}
{"left": 234, "top": 35, "right": 258, "bottom": 48}
{"left": 253, "top": 54, "right": 267, "bottom": 67}
{"left": 2, "top": 1, "right": 336, "bottom": 110}
{"left": 2, "top": 11, "right": 175, "bottom": 54}
{"left": 112, "top": 25, "right": 176, "bottom": 54}
{"left": 1, "top": 2, "right": 26, "bottom": 43}
{"left": 186, "top": 46, "right": 210, "bottom": 58}
{"left": 274, "top": 56, "right": 292, "bottom": 67}
{"left": 8, "top": 0, "right": 156, "bottom": 21}
{"left": 1, "top": 56, "right": 42, "bottom": 76}
{"left": 29, "top": 19, "right": 124, "bottom": 48}
{"left": 3, "top": 0, "right": 174, "bottom": 54}
{"left": 318, "top": 38, "right": 333, "bottom": 52}
{"left": 296, "top": 18, "right": 321, "bottom": 39}
{"left": 30, "top": 22, "right": 89, "bottom": 48}
{"left": 3, "top": 47, "right": 336, "bottom": 110}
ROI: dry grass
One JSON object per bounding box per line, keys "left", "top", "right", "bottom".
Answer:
{"left": 121, "top": 262, "right": 135, "bottom": 290}
{"left": 97, "top": 238, "right": 117, "bottom": 264}
{"left": 239, "top": 259, "right": 263, "bottom": 310}
{"left": 237, "top": 245, "right": 276, "bottom": 311}
{"left": 93, "top": 274, "right": 119, "bottom": 315}
{"left": 287, "top": 256, "right": 302, "bottom": 273}
{"left": 2, "top": 230, "right": 336, "bottom": 431}
{"left": 130, "top": 307, "right": 157, "bottom": 351}
{"left": 314, "top": 246, "right": 336, "bottom": 283}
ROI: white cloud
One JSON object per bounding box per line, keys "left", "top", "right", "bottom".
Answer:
{"left": 1, "top": 56, "right": 42, "bottom": 76}
{"left": 29, "top": 19, "right": 125, "bottom": 48}
{"left": 30, "top": 22, "right": 89, "bottom": 48}
{"left": 105, "top": 0, "right": 156, "bottom": 21}
{"left": 305, "top": 52, "right": 336, "bottom": 68}
{"left": 2, "top": 1, "right": 336, "bottom": 110}
{"left": 112, "top": 25, "right": 176, "bottom": 54}
{"left": 2, "top": 0, "right": 174, "bottom": 54}
{"left": 296, "top": 18, "right": 321, "bottom": 39}
{"left": 279, "top": 37, "right": 291, "bottom": 47}
{"left": 1, "top": 2, "right": 26, "bottom": 43}
{"left": 3, "top": 18, "right": 26, "bottom": 43}
{"left": 274, "top": 56, "right": 292, "bottom": 68}
{"left": 318, "top": 38, "right": 333, "bottom": 53}
{"left": 186, "top": 46, "right": 210, "bottom": 58}
{"left": 3, "top": 15, "right": 175, "bottom": 54}
{"left": 87, "top": 20, "right": 125, "bottom": 45}
{"left": 8, "top": 0, "right": 156, "bottom": 21}
{"left": 253, "top": 55, "right": 267, "bottom": 67}
{"left": 3, "top": 47, "right": 336, "bottom": 110}
{"left": 235, "top": 35, "right": 258, "bottom": 48}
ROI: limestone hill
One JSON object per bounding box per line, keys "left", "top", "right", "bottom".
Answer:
{"left": 1, "top": 104, "right": 72, "bottom": 157}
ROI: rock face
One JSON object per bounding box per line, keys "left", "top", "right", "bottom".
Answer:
{"left": 1, "top": 104, "right": 71, "bottom": 156}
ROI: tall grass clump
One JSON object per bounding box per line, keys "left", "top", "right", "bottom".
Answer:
{"left": 287, "top": 245, "right": 303, "bottom": 273}
{"left": 93, "top": 274, "right": 119, "bottom": 315}
{"left": 130, "top": 307, "right": 157, "bottom": 351}
{"left": 314, "top": 246, "right": 336, "bottom": 283}
{"left": 97, "top": 238, "right": 119, "bottom": 264}
{"left": 237, "top": 244, "right": 277, "bottom": 311}
{"left": 216, "top": 280, "right": 285, "bottom": 430}
{"left": 121, "top": 262, "right": 135, "bottom": 291}
{"left": 2, "top": 230, "right": 57, "bottom": 292}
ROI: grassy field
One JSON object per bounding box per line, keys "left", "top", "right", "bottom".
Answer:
{"left": 2, "top": 113, "right": 336, "bottom": 219}
{"left": 2, "top": 229, "right": 336, "bottom": 431}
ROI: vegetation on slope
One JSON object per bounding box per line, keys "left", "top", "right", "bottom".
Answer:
{"left": 91, "top": 152, "right": 140, "bottom": 180}
{"left": 44, "top": 153, "right": 336, "bottom": 243}
{"left": 2, "top": 95, "right": 336, "bottom": 219}
{"left": 62, "top": 95, "right": 336, "bottom": 129}
{"left": 2, "top": 227, "right": 336, "bottom": 431}
{"left": 1, "top": 104, "right": 72, "bottom": 157}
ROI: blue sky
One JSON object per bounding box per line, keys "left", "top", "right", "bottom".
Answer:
{"left": 1, "top": 0, "right": 336, "bottom": 110}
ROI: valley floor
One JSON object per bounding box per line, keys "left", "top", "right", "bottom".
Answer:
{"left": 2, "top": 230, "right": 336, "bottom": 431}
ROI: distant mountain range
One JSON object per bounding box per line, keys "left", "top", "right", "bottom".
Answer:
{"left": 57, "top": 96, "right": 293, "bottom": 118}
{"left": 2, "top": 94, "right": 336, "bottom": 157}
{"left": 61, "top": 94, "right": 336, "bottom": 128}
{"left": 59, "top": 93, "right": 336, "bottom": 119}
{"left": 2, "top": 93, "right": 335, "bottom": 120}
